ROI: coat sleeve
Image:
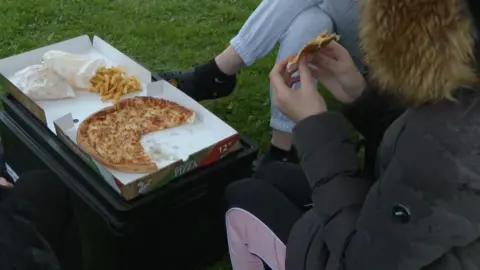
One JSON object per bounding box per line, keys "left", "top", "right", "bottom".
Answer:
{"left": 293, "top": 112, "right": 480, "bottom": 269}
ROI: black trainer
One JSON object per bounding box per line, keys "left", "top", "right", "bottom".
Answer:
{"left": 156, "top": 59, "right": 237, "bottom": 101}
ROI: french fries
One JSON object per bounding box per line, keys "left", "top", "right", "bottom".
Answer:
{"left": 88, "top": 66, "right": 141, "bottom": 103}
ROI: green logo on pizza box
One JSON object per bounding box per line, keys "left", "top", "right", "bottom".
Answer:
{"left": 173, "top": 159, "right": 198, "bottom": 178}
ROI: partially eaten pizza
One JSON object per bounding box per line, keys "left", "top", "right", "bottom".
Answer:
{"left": 286, "top": 31, "right": 340, "bottom": 72}
{"left": 76, "top": 96, "right": 195, "bottom": 173}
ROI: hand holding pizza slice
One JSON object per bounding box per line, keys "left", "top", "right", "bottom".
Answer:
{"left": 286, "top": 31, "right": 340, "bottom": 73}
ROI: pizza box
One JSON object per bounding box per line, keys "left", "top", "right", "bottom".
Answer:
{"left": 0, "top": 35, "right": 240, "bottom": 200}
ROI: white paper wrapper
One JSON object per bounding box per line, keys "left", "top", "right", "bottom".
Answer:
{"left": 11, "top": 64, "right": 77, "bottom": 101}
{"left": 42, "top": 50, "right": 106, "bottom": 89}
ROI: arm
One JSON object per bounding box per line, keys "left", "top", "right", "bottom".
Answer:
{"left": 293, "top": 112, "right": 371, "bottom": 258}
{"left": 293, "top": 112, "right": 480, "bottom": 269}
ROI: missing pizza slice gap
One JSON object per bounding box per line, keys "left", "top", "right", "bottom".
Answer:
{"left": 286, "top": 31, "right": 340, "bottom": 73}
{"left": 76, "top": 96, "right": 195, "bottom": 173}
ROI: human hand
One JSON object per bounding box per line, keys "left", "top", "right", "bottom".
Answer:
{"left": 0, "top": 177, "right": 13, "bottom": 188}
{"left": 310, "top": 41, "right": 366, "bottom": 104}
{"left": 270, "top": 57, "right": 327, "bottom": 123}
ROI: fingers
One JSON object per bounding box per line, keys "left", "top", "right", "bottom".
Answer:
{"left": 309, "top": 65, "right": 332, "bottom": 82}
{"left": 270, "top": 58, "right": 293, "bottom": 100}
{"left": 311, "top": 40, "right": 347, "bottom": 64}
{"left": 297, "top": 57, "right": 314, "bottom": 88}
{"left": 270, "top": 58, "right": 290, "bottom": 89}
{"left": 323, "top": 40, "right": 346, "bottom": 55}
{"left": 318, "top": 48, "right": 338, "bottom": 60}
{"left": 289, "top": 76, "right": 300, "bottom": 87}
{"left": 271, "top": 55, "right": 317, "bottom": 91}
{"left": 311, "top": 52, "right": 337, "bottom": 68}
{"left": 272, "top": 56, "right": 290, "bottom": 75}
{"left": 0, "top": 177, "right": 13, "bottom": 188}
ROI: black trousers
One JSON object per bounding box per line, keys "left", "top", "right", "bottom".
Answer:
{"left": 5, "top": 171, "right": 82, "bottom": 270}
{"left": 225, "top": 161, "right": 311, "bottom": 255}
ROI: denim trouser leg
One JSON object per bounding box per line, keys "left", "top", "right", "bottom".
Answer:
{"left": 230, "top": 0, "right": 362, "bottom": 133}
{"left": 230, "top": 0, "right": 321, "bottom": 66}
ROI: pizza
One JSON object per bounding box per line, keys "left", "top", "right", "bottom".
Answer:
{"left": 76, "top": 96, "right": 195, "bottom": 173}
{"left": 286, "top": 31, "right": 340, "bottom": 72}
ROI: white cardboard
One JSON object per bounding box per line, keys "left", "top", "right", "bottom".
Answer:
{"left": 0, "top": 35, "right": 238, "bottom": 187}
{"left": 0, "top": 35, "right": 152, "bottom": 131}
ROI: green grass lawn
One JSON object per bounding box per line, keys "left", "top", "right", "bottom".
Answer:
{"left": 0, "top": 0, "right": 346, "bottom": 269}
{"left": 0, "top": 0, "right": 276, "bottom": 151}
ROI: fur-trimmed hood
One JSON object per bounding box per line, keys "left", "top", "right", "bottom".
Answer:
{"left": 359, "top": 0, "right": 480, "bottom": 105}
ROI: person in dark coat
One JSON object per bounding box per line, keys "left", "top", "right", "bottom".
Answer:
{"left": 0, "top": 171, "right": 81, "bottom": 270}
{"left": 225, "top": 0, "right": 480, "bottom": 269}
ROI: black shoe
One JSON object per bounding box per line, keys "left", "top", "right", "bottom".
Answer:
{"left": 253, "top": 145, "right": 299, "bottom": 174}
{"left": 155, "top": 59, "right": 237, "bottom": 102}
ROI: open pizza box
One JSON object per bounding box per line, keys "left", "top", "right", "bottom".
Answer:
{"left": 0, "top": 35, "right": 240, "bottom": 200}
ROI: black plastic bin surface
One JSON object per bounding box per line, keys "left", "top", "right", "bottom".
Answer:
{"left": 0, "top": 78, "right": 258, "bottom": 269}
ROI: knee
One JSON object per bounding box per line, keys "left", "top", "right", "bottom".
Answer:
{"left": 281, "top": 7, "right": 334, "bottom": 50}
{"left": 225, "top": 178, "right": 257, "bottom": 206}
{"left": 255, "top": 161, "right": 286, "bottom": 180}
{"left": 225, "top": 178, "right": 274, "bottom": 208}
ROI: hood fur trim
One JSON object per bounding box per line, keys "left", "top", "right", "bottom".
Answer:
{"left": 359, "top": 0, "right": 478, "bottom": 105}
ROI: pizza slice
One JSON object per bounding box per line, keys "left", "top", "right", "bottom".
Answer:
{"left": 94, "top": 130, "right": 158, "bottom": 173}
{"left": 286, "top": 31, "right": 340, "bottom": 73}
{"left": 76, "top": 97, "right": 195, "bottom": 173}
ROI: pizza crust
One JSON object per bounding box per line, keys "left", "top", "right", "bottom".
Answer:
{"left": 286, "top": 31, "right": 340, "bottom": 72}
{"left": 76, "top": 97, "right": 194, "bottom": 173}
{"left": 76, "top": 132, "right": 158, "bottom": 173}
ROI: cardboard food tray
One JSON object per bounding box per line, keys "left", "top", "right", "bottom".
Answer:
{"left": 0, "top": 35, "right": 240, "bottom": 200}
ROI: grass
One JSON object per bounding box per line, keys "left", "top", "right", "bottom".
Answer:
{"left": 0, "top": 0, "right": 277, "bottom": 150}
{"left": 0, "top": 0, "right": 345, "bottom": 269}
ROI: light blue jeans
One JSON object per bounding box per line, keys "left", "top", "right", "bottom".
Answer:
{"left": 230, "top": 0, "right": 362, "bottom": 133}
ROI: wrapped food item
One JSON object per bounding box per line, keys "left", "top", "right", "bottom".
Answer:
{"left": 11, "top": 64, "right": 76, "bottom": 101}
{"left": 42, "top": 50, "right": 106, "bottom": 89}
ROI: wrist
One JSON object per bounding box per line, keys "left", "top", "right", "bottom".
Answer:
{"left": 296, "top": 108, "right": 327, "bottom": 123}
{"left": 344, "top": 72, "right": 366, "bottom": 104}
